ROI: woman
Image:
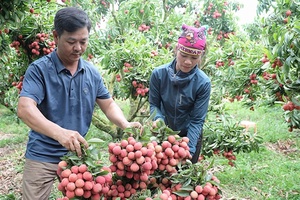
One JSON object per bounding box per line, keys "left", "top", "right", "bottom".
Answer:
{"left": 149, "top": 24, "right": 211, "bottom": 163}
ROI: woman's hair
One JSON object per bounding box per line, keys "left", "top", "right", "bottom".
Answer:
{"left": 54, "top": 7, "right": 92, "bottom": 37}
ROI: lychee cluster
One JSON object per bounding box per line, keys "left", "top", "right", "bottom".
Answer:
{"left": 132, "top": 80, "right": 149, "bottom": 97}
{"left": 9, "top": 32, "right": 56, "bottom": 59}
{"left": 56, "top": 135, "right": 222, "bottom": 200}
{"left": 138, "top": 23, "right": 150, "bottom": 32}
{"left": 56, "top": 162, "right": 112, "bottom": 199}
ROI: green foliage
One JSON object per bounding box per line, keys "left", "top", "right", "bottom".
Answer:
{"left": 123, "top": 111, "right": 180, "bottom": 143}
{"left": 199, "top": 0, "right": 241, "bottom": 42}
{"left": 60, "top": 138, "right": 109, "bottom": 177}
{"left": 213, "top": 101, "right": 300, "bottom": 199}
{"left": 0, "top": 104, "right": 28, "bottom": 147}
{"left": 170, "top": 159, "right": 218, "bottom": 188}
{"left": 256, "top": 0, "right": 273, "bottom": 15}
{"left": 0, "top": 1, "right": 62, "bottom": 109}
{"left": 100, "top": 32, "right": 159, "bottom": 99}
{"left": 0, "top": 0, "right": 28, "bottom": 29}
{"left": 258, "top": 0, "right": 300, "bottom": 130}
{"left": 242, "top": 21, "right": 263, "bottom": 41}
{"left": 0, "top": 193, "right": 18, "bottom": 200}
{"left": 99, "top": 0, "right": 195, "bottom": 101}
{"left": 205, "top": 33, "right": 266, "bottom": 106}
{"left": 203, "top": 113, "right": 263, "bottom": 157}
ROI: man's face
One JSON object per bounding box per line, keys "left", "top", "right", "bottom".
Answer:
{"left": 54, "top": 27, "right": 89, "bottom": 65}
{"left": 175, "top": 50, "right": 201, "bottom": 73}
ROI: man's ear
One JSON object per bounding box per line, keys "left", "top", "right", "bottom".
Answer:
{"left": 53, "top": 30, "right": 59, "bottom": 43}
{"left": 53, "top": 30, "right": 58, "bottom": 39}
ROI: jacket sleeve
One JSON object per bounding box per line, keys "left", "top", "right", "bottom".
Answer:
{"left": 187, "top": 80, "right": 211, "bottom": 154}
{"left": 149, "top": 69, "right": 165, "bottom": 121}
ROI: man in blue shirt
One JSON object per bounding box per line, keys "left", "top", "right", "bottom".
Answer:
{"left": 17, "top": 7, "right": 141, "bottom": 200}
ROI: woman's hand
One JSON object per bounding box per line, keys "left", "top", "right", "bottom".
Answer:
{"left": 152, "top": 118, "right": 164, "bottom": 128}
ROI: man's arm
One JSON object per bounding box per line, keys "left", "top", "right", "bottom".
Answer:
{"left": 17, "top": 96, "right": 88, "bottom": 156}
{"left": 96, "top": 98, "right": 141, "bottom": 130}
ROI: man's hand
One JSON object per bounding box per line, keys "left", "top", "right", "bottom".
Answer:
{"left": 124, "top": 121, "right": 143, "bottom": 135}
{"left": 57, "top": 129, "right": 89, "bottom": 157}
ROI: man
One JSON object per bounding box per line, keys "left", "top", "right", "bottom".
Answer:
{"left": 17, "top": 7, "right": 141, "bottom": 200}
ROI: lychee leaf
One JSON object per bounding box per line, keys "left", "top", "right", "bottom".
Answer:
{"left": 172, "top": 190, "right": 190, "bottom": 197}
{"left": 87, "top": 138, "right": 104, "bottom": 144}
{"left": 178, "top": 185, "right": 194, "bottom": 191}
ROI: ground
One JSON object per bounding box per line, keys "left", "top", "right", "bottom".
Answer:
{"left": 266, "top": 138, "right": 299, "bottom": 154}
{"left": 0, "top": 130, "right": 298, "bottom": 198}
{"left": 0, "top": 132, "right": 24, "bottom": 197}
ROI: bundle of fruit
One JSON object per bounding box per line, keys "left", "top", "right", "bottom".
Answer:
{"left": 56, "top": 122, "right": 222, "bottom": 200}
{"left": 57, "top": 161, "right": 112, "bottom": 199}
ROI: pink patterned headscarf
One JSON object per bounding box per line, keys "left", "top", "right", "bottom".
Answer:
{"left": 177, "top": 24, "right": 207, "bottom": 55}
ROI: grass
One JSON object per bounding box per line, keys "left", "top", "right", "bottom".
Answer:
{"left": 0, "top": 106, "right": 29, "bottom": 148}
{"left": 0, "top": 101, "right": 299, "bottom": 200}
{"left": 214, "top": 101, "right": 300, "bottom": 200}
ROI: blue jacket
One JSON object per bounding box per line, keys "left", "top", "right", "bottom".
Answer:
{"left": 149, "top": 59, "right": 211, "bottom": 154}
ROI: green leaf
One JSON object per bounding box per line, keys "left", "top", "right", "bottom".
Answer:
{"left": 172, "top": 190, "right": 190, "bottom": 197}
{"left": 87, "top": 138, "right": 105, "bottom": 144}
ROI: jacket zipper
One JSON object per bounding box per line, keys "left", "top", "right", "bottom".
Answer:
{"left": 174, "top": 71, "right": 180, "bottom": 126}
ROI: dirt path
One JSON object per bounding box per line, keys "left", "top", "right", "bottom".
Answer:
{"left": 0, "top": 138, "right": 25, "bottom": 198}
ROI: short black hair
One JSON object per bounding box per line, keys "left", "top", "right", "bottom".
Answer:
{"left": 54, "top": 7, "right": 92, "bottom": 37}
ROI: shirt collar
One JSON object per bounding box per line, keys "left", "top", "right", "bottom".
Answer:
{"left": 50, "top": 50, "right": 85, "bottom": 74}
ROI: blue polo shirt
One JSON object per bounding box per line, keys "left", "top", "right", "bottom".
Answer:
{"left": 20, "top": 50, "right": 110, "bottom": 163}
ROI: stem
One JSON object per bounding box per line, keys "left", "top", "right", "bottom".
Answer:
{"left": 128, "top": 97, "right": 149, "bottom": 122}
{"left": 111, "top": 2, "right": 123, "bottom": 36}
{"left": 91, "top": 114, "right": 117, "bottom": 137}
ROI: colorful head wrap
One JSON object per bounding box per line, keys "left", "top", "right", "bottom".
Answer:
{"left": 177, "top": 24, "right": 207, "bottom": 55}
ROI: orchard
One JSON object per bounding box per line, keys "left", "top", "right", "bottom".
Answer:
{"left": 0, "top": 0, "right": 300, "bottom": 199}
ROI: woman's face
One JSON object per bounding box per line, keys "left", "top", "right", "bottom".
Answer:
{"left": 175, "top": 49, "right": 202, "bottom": 73}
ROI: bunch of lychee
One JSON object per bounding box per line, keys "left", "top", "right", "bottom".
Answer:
{"left": 138, "top": 23, "right": 150, "bottom": 32}
{"left": 188, "top": 182, "right": 221, "bottom": 200}
{"left": 147, "top": 177, "right": 222, "bottom": 200}
{"left": 108, "top": 137, "right": 159, "bottom": 185}
{"left": 28, "top": 32, "right": 56, "bottom": 56}
{"left": 56, "top": 162, "right": 112, "bottom": 199}
{"left": 9, "top": 32, "right": 56, "bottom": 58}
{"left": 154, "top": 135, "right": 191, "bottom": 174}
{"left": 131, "top": 80, "right": 149, "bottom": 97}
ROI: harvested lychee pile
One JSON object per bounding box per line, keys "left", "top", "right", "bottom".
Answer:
{"left": 56, "top": 122, "right": 222, "bottom": 200}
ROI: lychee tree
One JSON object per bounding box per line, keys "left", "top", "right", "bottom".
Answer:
{"left": 202, "top": 0, "right": 300, "bottom": 133}
{"left": 255, "top": 0, "right": 300, "bottom": 131}
{"left": 198, "top": 0, "right": 241, "bottom": 43}
{"left": 93, "top": 0, "right": 264, "bottom": 168}
{"left": 0, "top": 0, "right": 62, "bottom": 114}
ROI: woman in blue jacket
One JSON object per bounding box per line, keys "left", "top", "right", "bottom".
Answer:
{"left": 149, "top": 24, "right": 211, "bottom": 163}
